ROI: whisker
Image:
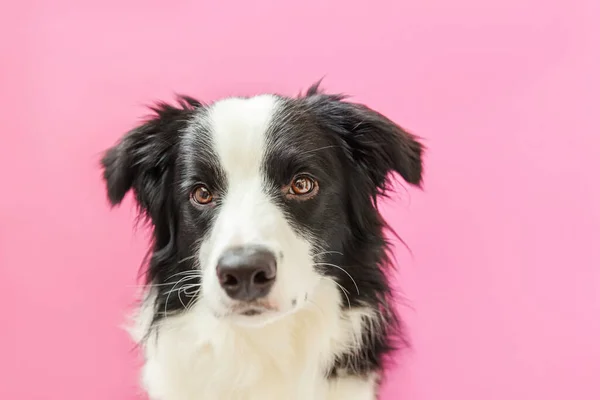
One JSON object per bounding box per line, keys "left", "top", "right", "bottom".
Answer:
{"left": 314, "top": 263, "right": 360, "bottom": 295}
{"left": 181, "top": 285, "right": 203, "bottom": 311}
{"left": 163, "top": 289, "right": 171, "bottom": 318}
{"left": 312, "top": 250, "right": 344, "bottom": 258}
{"left": 182, "top": 285, "right": 202, "bottom": 297}
{"left": 177, "top": 287, "right": 186, "bottom": 310}
{"left": 166, "top": 270, "right": 202, "bottom": 279}
{"left": 178, "top": 285, "right": 200, "bottom": 311}
{"left": 128, "top": 277, "right": 199, "bottom": 289}
{"left": 321, "top": 277, "right": 352, "bottom": 308}
{"left": 177, "top": 255, "right": 198, "bottom": 264}
{"left": 127, "top": 270, "right": 202, "bottom": 298}
{"left": 163, "top": 274, "right": 201, "bottom": 316}
{"left": 163, "top": 276, "right": 201, "bottom": 295}
{"left": 305, "top": 299, "right": 326, "bottom": 318}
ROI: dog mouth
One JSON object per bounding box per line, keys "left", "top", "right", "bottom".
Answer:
{"left": 240, "top": 309, "right": 263, "bottom": 316}
{"left": 228, "top": 301, "right": 277, "bottom": 317}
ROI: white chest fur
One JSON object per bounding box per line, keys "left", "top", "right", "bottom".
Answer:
{"left": 132, "top": 281, "right": 378, "bottom": 400}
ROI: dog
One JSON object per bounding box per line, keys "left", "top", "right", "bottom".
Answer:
{"left": 101, "top": 82, "right": 423, "bottom": 400}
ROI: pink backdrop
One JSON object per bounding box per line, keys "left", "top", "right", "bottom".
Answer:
{"left": 1, "top": 1, "right": 599, "bottom": 399}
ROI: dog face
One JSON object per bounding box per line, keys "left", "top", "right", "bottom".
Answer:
{"left": 102, "top": 84, "right": 423, "bottom": 327}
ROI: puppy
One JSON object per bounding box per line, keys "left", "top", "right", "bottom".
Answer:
{"left": 101, "top": 82, "right": 423, "bottom": 400}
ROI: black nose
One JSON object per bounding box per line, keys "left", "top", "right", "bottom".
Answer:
{"left": 216, "top": 246, "right": 277, "bottom": 301}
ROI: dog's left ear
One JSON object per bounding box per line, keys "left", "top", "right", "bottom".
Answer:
{"left": 305, "top": 86, "right": 424, "bottom": 194}
{"left": 100, "top": 96, "right": 201, "bottom": 221}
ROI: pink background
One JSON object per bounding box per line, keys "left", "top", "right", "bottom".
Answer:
{"left": 1, "top": 1, "right": 599, "bottom": 399}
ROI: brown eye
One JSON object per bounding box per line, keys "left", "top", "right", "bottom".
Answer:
{"left": 289, "top": 175, "right": 317, "bottom": 196}
{"left": 191, "top": 185, "right": 213, "bottom": 205}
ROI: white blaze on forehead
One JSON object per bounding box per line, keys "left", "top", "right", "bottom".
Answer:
{"left": 203, "top": 95, "right": 283, "bottom": 257}
{"left": 207, "top": 95, "right": 279, "bottom": 180}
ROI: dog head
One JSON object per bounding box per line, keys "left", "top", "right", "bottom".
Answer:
{"left": 102, "top": 83, "right": 423, "bottom": 327}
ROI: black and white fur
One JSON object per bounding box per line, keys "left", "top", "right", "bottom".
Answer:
{"left": 101, "top": 83, "right": 424, "bottom": 400}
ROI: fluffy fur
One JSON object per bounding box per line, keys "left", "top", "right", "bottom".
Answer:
{"left": 101, "top": 82, "right": 424, "bottom": 400}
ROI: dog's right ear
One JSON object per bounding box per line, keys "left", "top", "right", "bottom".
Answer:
{"left": 303, "top": 82, "right": 424, "bottom": 197}
{"left": 100, "top": 96, "right": 201, "bottom": 219}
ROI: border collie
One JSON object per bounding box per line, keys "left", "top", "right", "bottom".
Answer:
{"left": 101, "top": 82, "right": 423, "bottom": 400}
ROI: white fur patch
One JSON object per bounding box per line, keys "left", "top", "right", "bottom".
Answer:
{"left": 133, "top": 284, "right": 378, "bottom": 400}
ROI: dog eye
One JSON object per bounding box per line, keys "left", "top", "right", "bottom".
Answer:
{"left": 190, "top": 185, "right": 214, "bottom": 205}
{"left": 289, "top": 175, "right": 317, "bottom": 196}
